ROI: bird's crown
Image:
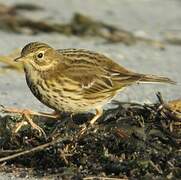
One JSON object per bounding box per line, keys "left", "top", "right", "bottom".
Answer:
{"left": 21, "top": 42, "right": 51, "bottom": 56}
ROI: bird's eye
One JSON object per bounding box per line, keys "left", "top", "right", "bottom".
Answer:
{"left": 37, "top": 52, "right": 44, "bottom": 59}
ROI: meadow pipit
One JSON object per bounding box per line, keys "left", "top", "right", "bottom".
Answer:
{"left": 4, "top": 42, "right": 176, "bottom": 136}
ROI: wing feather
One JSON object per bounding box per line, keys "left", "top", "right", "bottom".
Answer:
{"left": 57, "top": 49, "right": 137, "bottom": 96}
{"left": 61, "top": 66, "right": 113, "bottom": 94}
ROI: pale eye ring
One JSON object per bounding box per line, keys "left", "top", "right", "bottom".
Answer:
{"left": 37, "top": 52, "right": 44, "bottom": 59}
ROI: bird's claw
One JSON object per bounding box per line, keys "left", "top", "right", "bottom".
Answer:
{"left": 12, "top": 118, "right": 47, "bottom": 139}
{"left": 77, "top": 122, "right": 93, "bottom": 138}
{"left": 79, "top": 124, "right": 87, "bottom": 135}
{"left": 1, "top": 107, "right": 47, "bottom": 138}
{"left": 32, "top": 123, "right": 47, "bottom": 139}
{"left": 23, "top": 113, "right": 47, "bottom": 138}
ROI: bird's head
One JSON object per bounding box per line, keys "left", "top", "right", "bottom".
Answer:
{"left": 15, "top": 42, "right": 60, "bottom": 72}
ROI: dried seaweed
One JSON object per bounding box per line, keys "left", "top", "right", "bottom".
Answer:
{"left": 164, "top": 32, "right": 181, "bottom": 46}
{"left": 0, "top": 3, "right": 42, "bottom": 15}
{"left": 0, "top": 3, "right": 165, "bottom": 48}
{"left": 69, "top": 13, "right": 165, "bottom": 48}
{"left": 1, "top": 3, "right": 181, "bottom": 48}
{"left": 0, "top": 93, "right": 180, "bottom": 179}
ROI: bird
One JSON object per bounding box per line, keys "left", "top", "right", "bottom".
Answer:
{"left": 4, "top": 42, "right": 176, "bottom": 136}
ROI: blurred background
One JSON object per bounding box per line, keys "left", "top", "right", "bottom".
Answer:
{"left": 0, "top": 0, "right": 180, "bottom": 112}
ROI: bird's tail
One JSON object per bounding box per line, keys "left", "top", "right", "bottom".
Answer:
{"left": 138, "top": 74, "right": 176, "bottom": 85}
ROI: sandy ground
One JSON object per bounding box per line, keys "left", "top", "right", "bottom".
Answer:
{"left": 0, "top": 0, "right": 180, "bottom": 179}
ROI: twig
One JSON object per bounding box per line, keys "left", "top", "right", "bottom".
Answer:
{"left": 0, "top": 149, "right": 23, "bottom": 156}
{"left": 149, "top": 160, "right": 163, "bottom": 174}
{"left": 0, "top": 136, "right": 66, "bottom": 163}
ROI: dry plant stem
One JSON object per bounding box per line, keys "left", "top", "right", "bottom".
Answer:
{"left": 0, "top": 136, "right": 64, "bottom": 163}
{"left": 0, "top": 57, "right": 22, "bottom": 71}
{"left": 0, "top": 49, "right": 23, "bottom": 72}
{"left": 0, "top": 149, "right": 23, "bottom": 156}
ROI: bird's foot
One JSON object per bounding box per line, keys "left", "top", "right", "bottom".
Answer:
{"left": 77, "top": 119, "right": 98, "bottom": 138}
{"left": 1, "top": 107, "right": 60, "bottom": 138}
{"left": 1, "top": 107, "right": 59, "bottom": 119}
{"left": 78, "top": 108, "right": 103, "bottom": 137}
{"left": 22, "top": 113, "right": 47, "bottom": 138}
{"left": 12, "top": 114, "right": 46, "bottom": 138}
{"left": 78, "top": 123, "right": 89, "bottom": 136}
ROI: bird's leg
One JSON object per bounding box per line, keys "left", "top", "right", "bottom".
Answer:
{"left": 4, "top": 109, "right": 46, "bottom": 138}
{"left": 1, "top": 107, "right": 59, "bottom": 119}
{"left": 79, "top": 108, "right": 103, "bottom": 136}
{"left": 89, "top": 108, "right": 103, "bottom": 125}
{"left": 1, "top": 107, "right": 60, "bottom": 138}
{"left": 35, "top": 111, "right": 60, "bottom": 119}
{"left": 12, "top": 113, "right": 46, "bottom": 137}
{"left": 14, "top": 120, "right": 28, "bottom": 133}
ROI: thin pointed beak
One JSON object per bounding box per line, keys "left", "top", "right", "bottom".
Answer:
{"left": 14, "top": 56, "right": 24, "bottom": 62}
